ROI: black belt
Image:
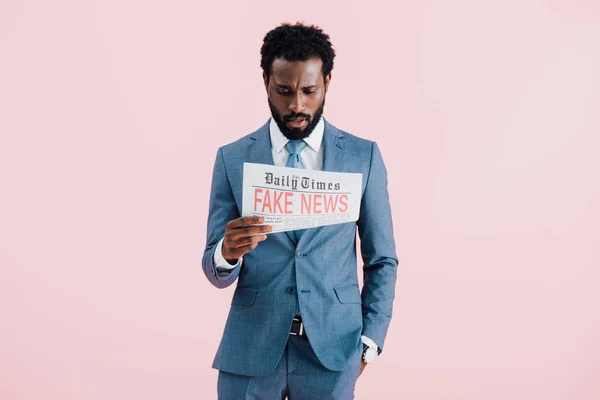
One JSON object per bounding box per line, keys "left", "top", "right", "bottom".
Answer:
{"left": 289, "top": 316, "right": 306, "bottom": 336}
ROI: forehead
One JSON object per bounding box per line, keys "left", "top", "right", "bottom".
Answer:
{"left": 270, "top": 57, "right": 324, "bottom": 85}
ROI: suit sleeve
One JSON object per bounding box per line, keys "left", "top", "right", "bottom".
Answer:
{"left": 357, "top": 141, "right": 399, "bottom": 350}
{"left": 202, "top": 147, "right": 242, "bottom": 288}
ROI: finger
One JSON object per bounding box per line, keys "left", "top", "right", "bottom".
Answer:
{"left": 240, "top": 225, "right": 272, "bottom": 236}
{"left": 228, "top": 234, "right": 267, "bottom": 249}
{"left": 227, "top": 233, "right": 269, "bottom": 258}
{"left": 226, "top": 215, "right": 264, "bottom": 230}
{"left": 226, "top": 224, "right": 272, "bottom": 241}
{"left": 230, "top": 242, "right": 259, "bottom": 258}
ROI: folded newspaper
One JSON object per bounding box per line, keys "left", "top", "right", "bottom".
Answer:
{"left": 242, "top": 162, "right": 363, "bottom": 233}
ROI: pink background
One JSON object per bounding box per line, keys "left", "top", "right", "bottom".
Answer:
{"left": 1, "top": 0, "right": 599, "bottom": 399}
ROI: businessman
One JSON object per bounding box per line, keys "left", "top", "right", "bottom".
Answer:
{"left": 202, "top": 22, "right": 398, "bottom": 399}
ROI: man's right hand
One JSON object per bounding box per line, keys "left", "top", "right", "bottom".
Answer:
{"left": 222, "top": 216, "right": 272, "bottom": 264}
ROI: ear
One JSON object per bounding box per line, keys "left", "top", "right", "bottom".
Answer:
{"left": 324, "top": 73, "right": 332, "bottom": 93}
{"left": 262, "top": 72, "right": 269, "bottom": 92}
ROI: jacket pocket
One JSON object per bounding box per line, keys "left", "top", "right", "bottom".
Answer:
{"left": 231, "top": 285, "right": 258, "bottom": 306}
{"left": 333, "top": 284, "right": 362, "bottom": 304}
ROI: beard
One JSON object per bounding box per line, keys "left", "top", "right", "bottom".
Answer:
{"left": 268, "top": 96, "right": 325, "bottom": 140}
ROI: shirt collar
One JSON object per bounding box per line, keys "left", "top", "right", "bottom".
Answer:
{"left": 269, "top": 116, "right": 325, "bottom": 154}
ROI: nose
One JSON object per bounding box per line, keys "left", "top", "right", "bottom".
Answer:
{"left": 288, "top": 92, "right": 306, "bottom": 114}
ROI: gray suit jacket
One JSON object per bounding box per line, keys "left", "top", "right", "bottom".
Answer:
{"left": 202, "top": 118, "right": 398, "bottom": 376}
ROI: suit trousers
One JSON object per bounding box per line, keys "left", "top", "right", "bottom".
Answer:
{"left": 217, "top": 333, "right": 361, "bottom": 400}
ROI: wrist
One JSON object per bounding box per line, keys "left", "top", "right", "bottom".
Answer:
{"left": 362, "top": 343, "right": 379, "bottom": 364}
{"left": 361, "top": 336, "right": 381, "bottom": 364}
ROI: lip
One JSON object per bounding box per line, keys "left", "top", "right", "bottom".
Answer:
{"left": 286, "top": 118, "right": 307, "bottom": 128}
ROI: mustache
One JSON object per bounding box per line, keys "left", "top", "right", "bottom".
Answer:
{"left": 283, "top": 112, "right": 311, "bottom": 122}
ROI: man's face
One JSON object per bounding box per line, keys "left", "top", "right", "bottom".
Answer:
{"left": 264, "top": 57, "right": 331, "bottom": 140}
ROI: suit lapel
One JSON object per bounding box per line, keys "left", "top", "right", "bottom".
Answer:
{"left": 246, "top": 120, "right": 274, "bottom": 166}
{"left": 322, "top": 118, "right": 346, "bottom": 173}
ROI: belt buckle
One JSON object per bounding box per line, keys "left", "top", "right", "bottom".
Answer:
{"left": 290, "top": 317, "right": 304, "bottom": 336}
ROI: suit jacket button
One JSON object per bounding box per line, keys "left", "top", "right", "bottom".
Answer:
{"left": 296, "top": 251, "right": 302, "bottom": 259}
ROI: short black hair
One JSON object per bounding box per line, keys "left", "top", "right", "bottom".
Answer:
{"left": 260, "top": 22, "right": 336, "bottom": 81}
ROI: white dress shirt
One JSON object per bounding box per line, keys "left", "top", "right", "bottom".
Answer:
{"left": 212, "top": 116, "right": 379, "bottom": 352}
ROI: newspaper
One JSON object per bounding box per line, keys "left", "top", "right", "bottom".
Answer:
{"left": 242, "top": 162, "right": 363, "bottom": 233}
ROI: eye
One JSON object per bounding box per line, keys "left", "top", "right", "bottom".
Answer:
{"left": 276, "top": 88, "right": 292, "bottom": 95}
{"left": 303, "top": 88, "right": 317, "bottom": 94}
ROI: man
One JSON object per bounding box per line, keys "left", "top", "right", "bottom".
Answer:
{"left": 202, "top": 22, "right": 398, "bottom": 399}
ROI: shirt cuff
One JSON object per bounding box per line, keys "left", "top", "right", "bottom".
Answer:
{"left": 213, "top": 238, "right": 242, "bottom": 270}
{"left": 361, "top": 335, "right": 379, "bottom": 351}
